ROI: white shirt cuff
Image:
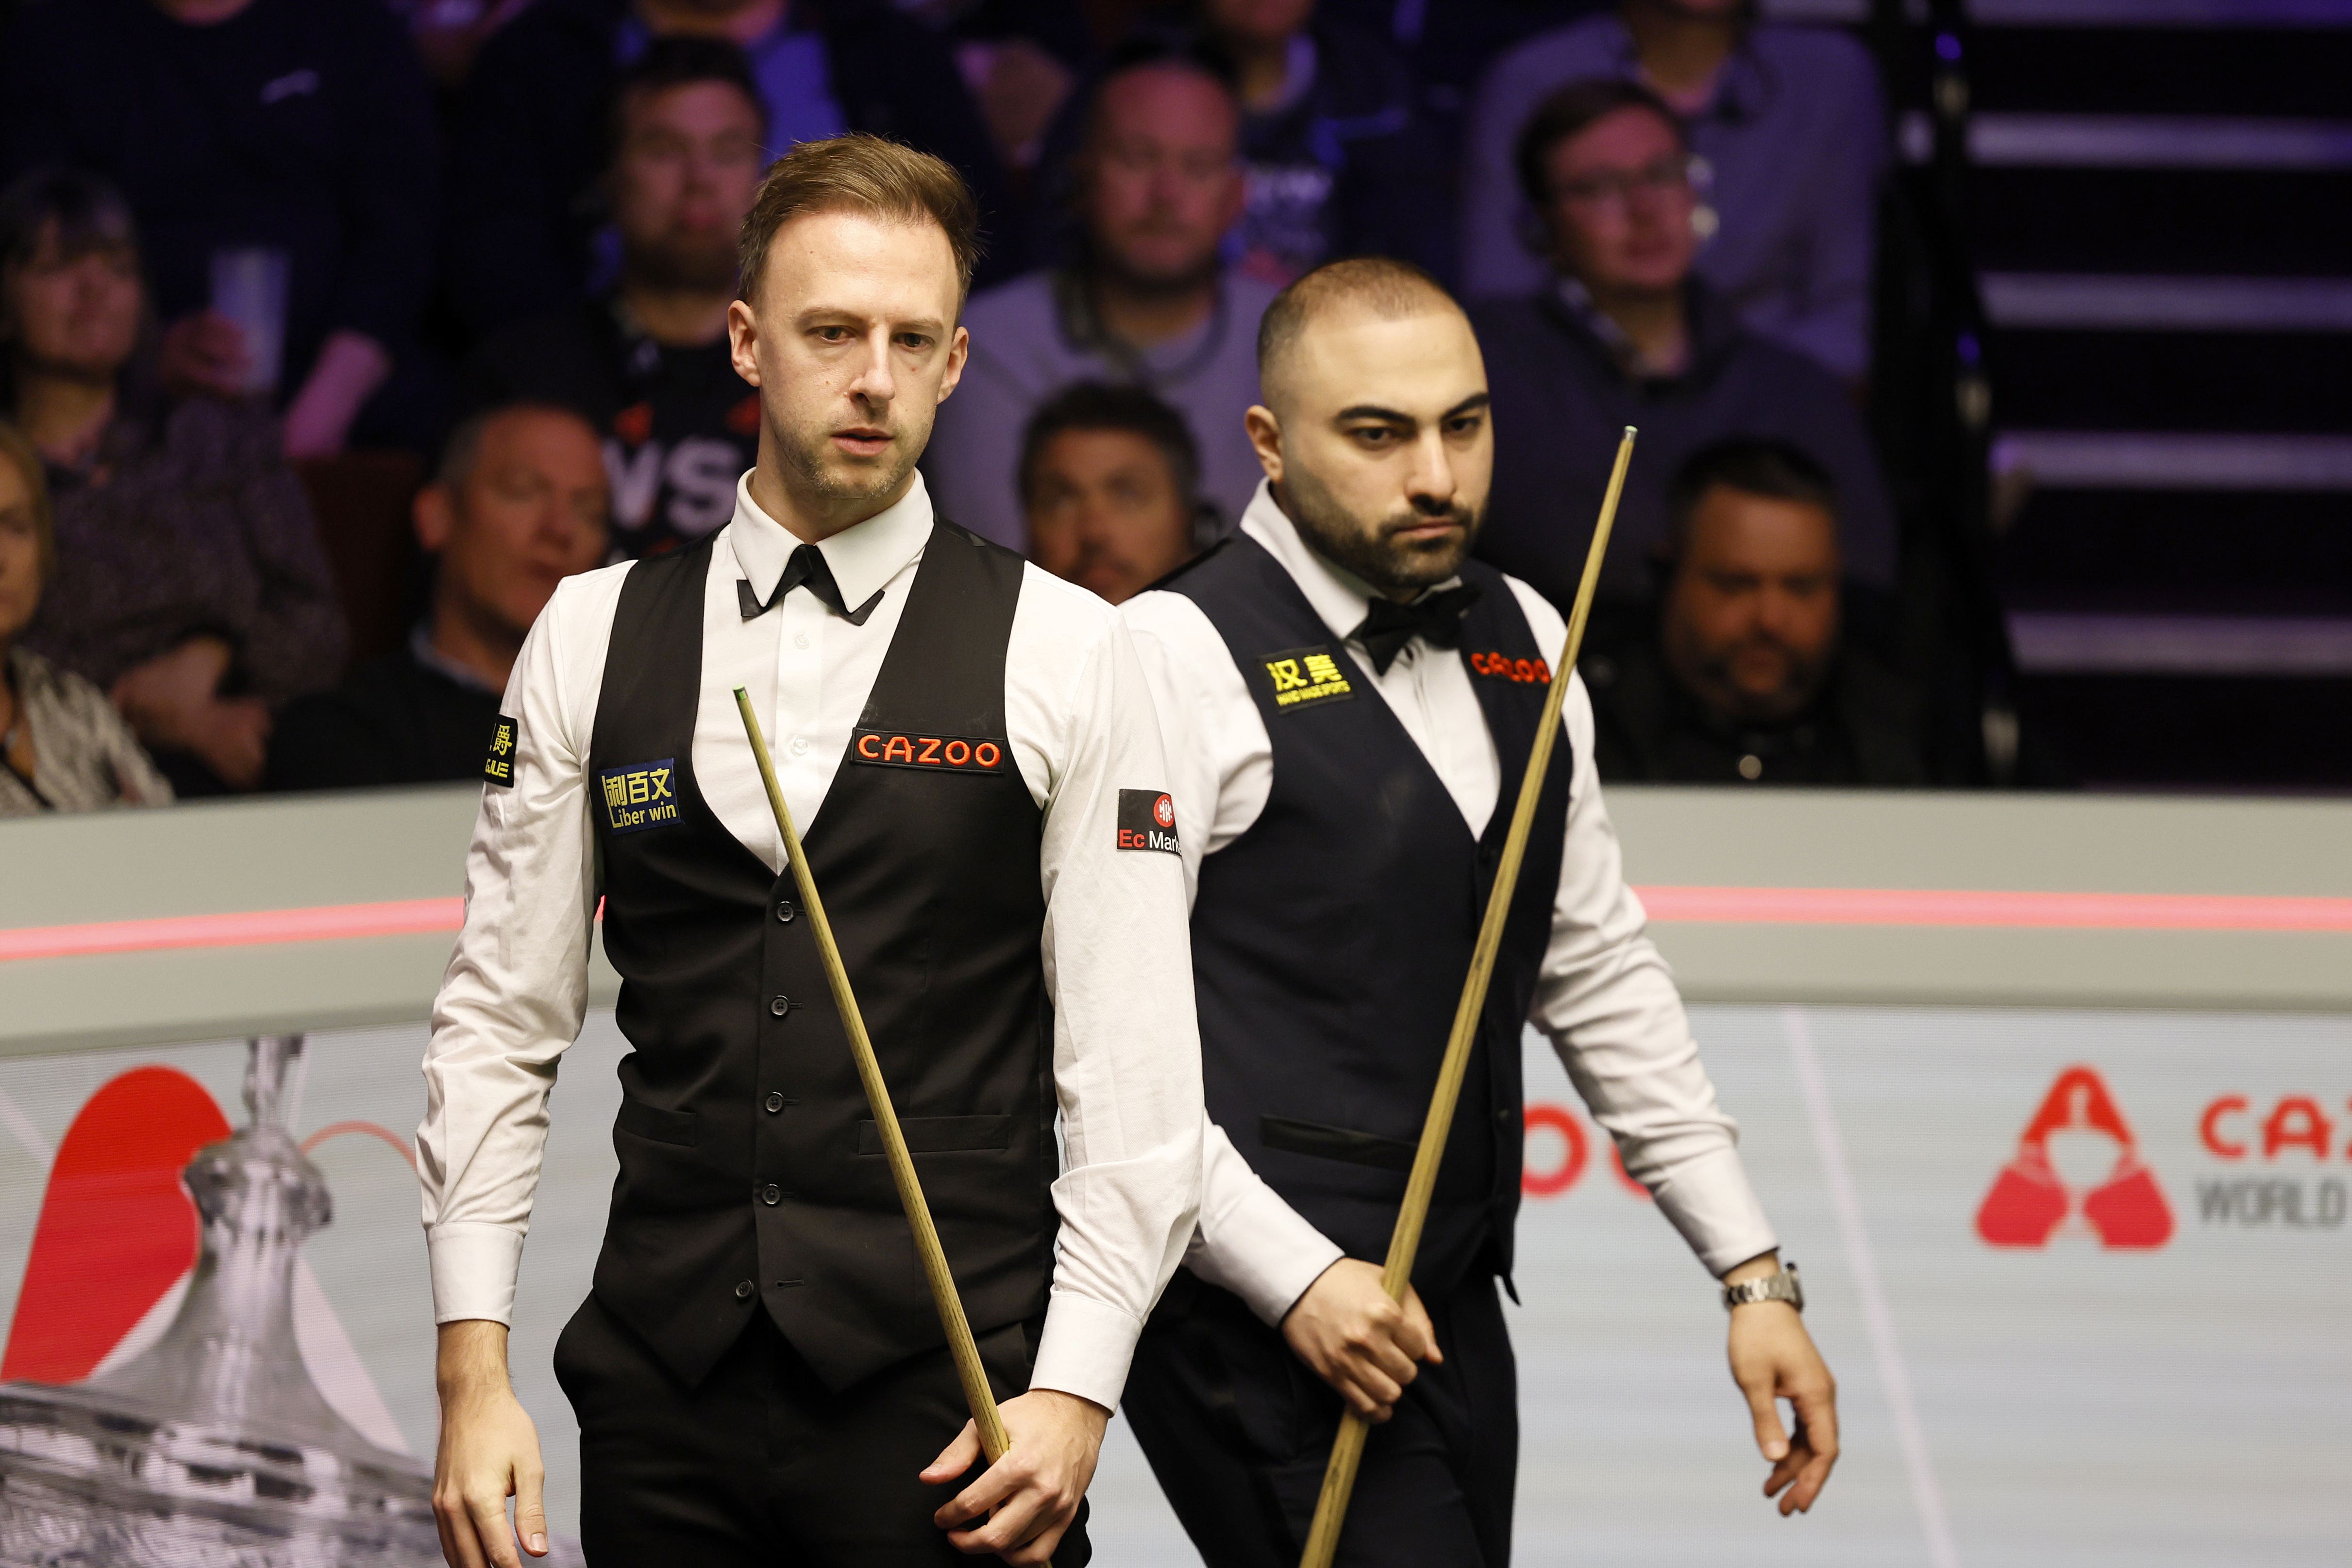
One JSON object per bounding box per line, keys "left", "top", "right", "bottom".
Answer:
{"left": 1028, "top": 1290, "right": 1143, "bottom": 1412}
{"left": 1188, "top": 1179, "right": 1348, "bottom": 1326}
{"left": 426, "top": 1222, "right": 525, "bottom": 1325}
{"left": 1648, "top": 1145, "right": 1780, "bottom": 1278}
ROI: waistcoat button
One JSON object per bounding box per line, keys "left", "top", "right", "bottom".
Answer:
{"left": 765, "top": 1091, "right": 785, "bottom": 1113}
{"left": 761, "top": 1183, "right": 781, "bottom": 1205}
{"left": 776, "top": 901, "right": 795, "bottom": 923}
{"left": 770, "top": 995, "right": 791, "bottom": 1016}
{"left": 734, "top": 1279, "right": 755, "bottom": 1299}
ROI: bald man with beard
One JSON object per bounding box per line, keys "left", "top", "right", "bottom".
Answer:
{"left": 1116, "top": 258, "right": 1841, "bottom": 1567}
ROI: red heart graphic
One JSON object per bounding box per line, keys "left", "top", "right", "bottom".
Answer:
{"left": 0, "top": 1066, "right": 228, "bottom": 1384}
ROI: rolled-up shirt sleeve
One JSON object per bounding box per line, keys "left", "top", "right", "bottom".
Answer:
{"left": 1524, "top": 586, "right": 1776, "bottom": 1276}
{"left": 417, "top": 574, "right": 608, "bottom": 1325}
{"left": 1024, "top": 580, "right": 1205, "bottom": 1410}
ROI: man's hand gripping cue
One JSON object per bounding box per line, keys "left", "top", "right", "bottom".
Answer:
{"left": 1721, "top": 1253, "right": 1840, "bottom": 1516}
{"left": 924, "top": 1387, "right": 1108, "bottom": 1564}
{"left": 433, "top": 1320, "right": 550, "bottom": 1568}
{"left": 1281, "top": 1257, "right": 1442, "bottom": 1423}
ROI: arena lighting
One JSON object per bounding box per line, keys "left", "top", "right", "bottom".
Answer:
{"left": 4, "top": 886, "right": 2350, "bottom": 965}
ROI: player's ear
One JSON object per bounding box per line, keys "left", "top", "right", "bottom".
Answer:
{"left": 727, "top": 298, "right": 762, "bottom": 387}
{"left": 1244, "top": 404, "right": 1284, "bottom": 485}
{"left": 937, "top": 323, "right": 970, "bottom": 405}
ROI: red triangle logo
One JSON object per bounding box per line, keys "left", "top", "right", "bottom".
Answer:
{"left": 1975, "top": 1065, "right": 2173, "bottom": 1250}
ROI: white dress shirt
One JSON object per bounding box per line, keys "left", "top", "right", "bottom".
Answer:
{"left": 420, "top": 471, "right": 1204, "bottom": 1410}
{"left": 1120, "top": 482, "right": 1776, "bottom": 1325}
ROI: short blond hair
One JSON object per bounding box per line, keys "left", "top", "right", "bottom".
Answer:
{"left": 738, "top": 134, "right": 981, "bottom": 309}
{"left": 0, "top": 419, "right": 55, "bottom": 587}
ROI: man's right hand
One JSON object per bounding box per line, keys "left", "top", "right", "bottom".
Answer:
{"left": 433, "top": 1320, "right": 549, "bottom": 1568}
{"left": 1279, "top": 1258, "right": 1441, "bottom": 1423}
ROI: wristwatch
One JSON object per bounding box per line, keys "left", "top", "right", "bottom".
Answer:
{"left": 1721, "top": 1261, "right": 1803, "bottom": 1312}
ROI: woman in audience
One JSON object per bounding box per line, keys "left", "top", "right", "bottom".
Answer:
{"left": 0, "top": 419, "right": 172, "bottom": 814}
{"left": 0, "top": 169, "right": 344, "bottom": 794}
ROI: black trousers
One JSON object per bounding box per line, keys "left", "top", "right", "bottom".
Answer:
{"left": 1122, "top": 1273, "right": 1517, "bottom": 1568}
{"left": 554, "top": 1293, "right": 1091, "bottom": 1566}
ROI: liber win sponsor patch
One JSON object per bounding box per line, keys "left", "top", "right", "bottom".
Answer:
{"left": 483, "top": 716, "right": 518, "bottom": 786}
{"left": 849, "top": 729, "right": 1006, "bottom": 774}
{"left": 599, "top": 758, "right": 680, "bottom": 834}
{"left": 1117, "top": 789, "right": 1180, "bottom": 854}
{"left": 1258, "top": 645, "right": 1355, "bottom": 710}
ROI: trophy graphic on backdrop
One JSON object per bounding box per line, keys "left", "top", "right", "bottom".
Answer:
{"left": 0, "top": 1035, "right": 577, "bottom": 1567}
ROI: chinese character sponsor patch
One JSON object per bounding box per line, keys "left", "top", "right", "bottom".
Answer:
{"left": 483, "top": 716, "right": 518, "bottom": 786}
{"left": 1258, "top": 644, "right": 1355, "bottom": 710}
{"left": 848, "top": 729, "right": 1006, "bottom": 773}
{"left": 1467, "top": 651, "right": 1551, "bottom": 685}
{"left": 1116, "top": 789, "right": 1180, "bottom": 854}
{"left": 599, "top": 758, "right": 680, "bottom": 834}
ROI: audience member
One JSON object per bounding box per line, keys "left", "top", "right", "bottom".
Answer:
{"left": 928, "top": 38, "right": 1276, "bottom": 549}
{"left": 1200, "top": 0, "right": 1448, "bottom": 284}
{"left": 445, "top": 0, "right": 1013, "bottom": 337}
{"left": 1461, "top": 0, "right": 1886, "bottom": 379}
{"left": 1584, "top": 437, "right": 1926, "bottom": 785}
{"left": 463, "top": 39, "right": 764, "bottom": 558}
{"left": 0, "top": 0, "right": 441, "bottom": 456}
{"left": 0, "top": 420, "right": 173, "bottom": 815}
{"left": 0, "top": 170, "right": 345, "bottom": 795}
{"left": 1469, "top": 79, "right": 1895, "bottom": 611}
{"left": 269, "top": 404, "right": 609, "bottom": 791}
{"left": 1021, "top": 381, "right": 1205, "bottom": 603}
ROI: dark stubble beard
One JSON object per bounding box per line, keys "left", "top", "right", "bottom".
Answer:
{"left": 1277, "top": 462, "right": 1483, "bottom": 596}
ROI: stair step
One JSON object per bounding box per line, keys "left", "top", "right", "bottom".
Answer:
{"left": 1972, "top": 167, "right": 2352, "bottom": 273}
{"left": 1996, "top": 489, "right": 2352, "bottom": 611}
{"left": 2010, "top": 612, "right": 2352, "bottom": 674}
{"left": 1968, "top": 27, "right": 2352, "bottom": 117}
{"left": 1992, "top": 431, "right": 2352, "bottom": 489}
{"left": 1909, "top": 111, "right": 2352, "bottom": 169}
{"left": 2017, "top": 673, "right": 2352, "bottom": 790}
{"left": 1983, "top": 273, "right": 2352, "bottom": 331}
{"left": 1990, "top": 331, "right": 2352, "bottom": 433}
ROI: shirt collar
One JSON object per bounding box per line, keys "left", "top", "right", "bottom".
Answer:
{"left": 724, "top": 468, "right": 935, "bottom": 614}
{"left": 1237, "top": 480, "right": 1464, "bottom": 652}
{"left": 408, "top": 624, "right": 501, "bottom": 694}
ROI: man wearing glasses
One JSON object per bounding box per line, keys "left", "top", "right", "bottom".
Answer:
{"left": 1466, "top": 79, "right": 1898, "bottom": 622}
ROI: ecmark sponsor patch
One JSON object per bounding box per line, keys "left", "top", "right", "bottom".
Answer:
{"left": 1260, "top": 645, "right": 1355, "bottom": 709}
{"left": 1467, "top": 650, "right": 1551, "bottom": 685}
{"left": 483, "top": 716, "right": 518, "bottom": 786}
{"left": 849, "top": 729, "right": 1005, "bottom": 773}
{"left": 1117, "top": 789, "right": 1180, "bottom": 854}
{"left": 600, "top": 758, "right": 679, "bottom": 834}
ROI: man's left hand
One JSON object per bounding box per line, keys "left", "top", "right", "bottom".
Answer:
{"left": 1724, "top": 1261, "right": 1839, "bottom": 1515}
{"left": 923, "top": 1387, "right": 1107, "bottom": 1564}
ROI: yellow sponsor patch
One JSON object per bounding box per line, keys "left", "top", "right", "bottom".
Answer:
{"left": 599, "top": 758, "right": 680, "bottom": 834}
{"left": 483, "top": 716, "right": 518, "bottom": 786}
{"left": 1259, "top": 645, "right": 1356, "bottom": 710}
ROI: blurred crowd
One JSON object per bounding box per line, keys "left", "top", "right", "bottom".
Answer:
{"left": 0, "top": 0, "right": 1946, "bottom": 817}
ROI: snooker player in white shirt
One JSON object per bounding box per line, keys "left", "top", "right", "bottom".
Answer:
{"left": 1117, "top": 256, "right": 1840, "bottom": 1567}
{"left": 420, "top": 136, "right": 1202, "bottom": 1568}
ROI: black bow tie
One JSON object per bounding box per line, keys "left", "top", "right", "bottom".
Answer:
{"left": 738, "top": 543, "right": 884, "bottom": 625}
{"left": 1352, "top": 583, "right": 1483, "bottom": 674}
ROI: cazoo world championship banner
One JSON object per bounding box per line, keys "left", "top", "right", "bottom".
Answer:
{"left": 0, "top": 1006, "right": 2339, "bottom": 1566}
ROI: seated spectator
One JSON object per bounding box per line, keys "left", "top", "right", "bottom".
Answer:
{"left": 0, "top": 0, "right": 440, "bottom": 455}
{"left": 464, "top": 39, "right": 765, "bottom": 558}
{"left": 0, "top": 171, "right": 344, "bottom": 795}
{"left": 1469, "top": 79, "right": 1895, "bottom": 612}
{"left": 1461, "top": 0, "right": 1885, "bottom": 380}
{"left": 1584, "top": 437, "right": 1925, "bottom": 786}
{"left": 1199, "top": 0, "right": 1448, "bottom": 284}
{"left": 268, "top": 404, "right": 609, "bottom": 791}
{"left": 1021, "top": 381, "right": 1206, "bottom": 603}
{"left": 445, "top": 0, "right": 1013, "bottom": 337}
{"left": 0, "top": 421, "right": 172, "bottom": 815}
{"left": 928, "top": 37, "right": 1277, "bottom": 549}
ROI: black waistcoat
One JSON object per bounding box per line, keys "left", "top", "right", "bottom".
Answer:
{"left": 1166, "top": 534, "right": 1570, "bottom": 1292}
{"left": 585, "top": 525, "right": 1056, "bottom": 1390}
